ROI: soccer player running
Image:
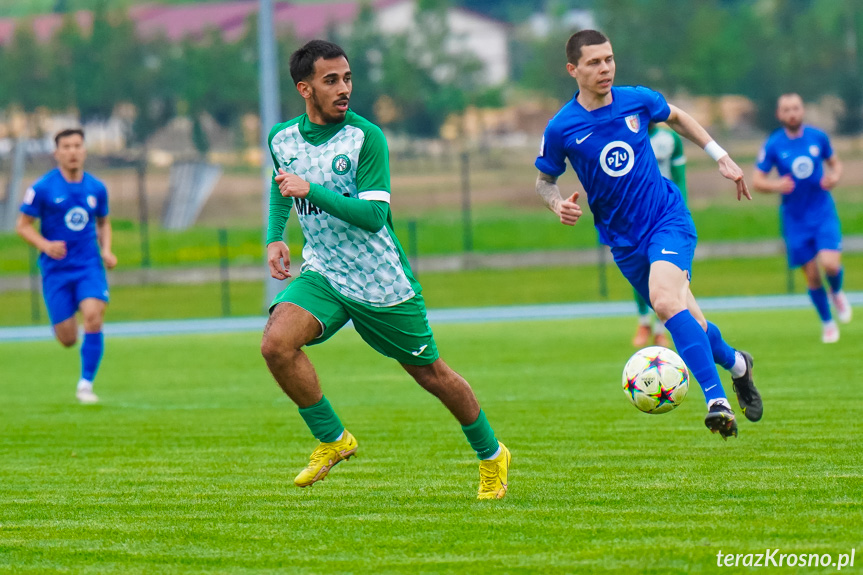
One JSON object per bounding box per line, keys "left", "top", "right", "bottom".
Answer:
{"left": 16, "top": 128, "right": 116, "bottom": 404}
{"left": 632, "top": 122, "right": 688, "bottom": 348}
{"left": 535, "top": 30, "right": 762, "bottom": 438}
{"left": 260, "top": 40, "right": 510, "bottom": 498}
{"left": 753, "top": 93, "right": 851, "bottom": 343}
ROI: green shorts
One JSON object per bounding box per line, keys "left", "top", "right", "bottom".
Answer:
{"left": 270, "top": 270, "right": 439, "bottom": 366}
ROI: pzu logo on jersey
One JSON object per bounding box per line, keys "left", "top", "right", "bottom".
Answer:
{"left": 600, "top": 141, "right": 636, "bottom": 178}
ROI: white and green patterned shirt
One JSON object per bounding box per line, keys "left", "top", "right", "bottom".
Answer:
{"left": 268, "top": 111, "right": 420, "bottom": 307}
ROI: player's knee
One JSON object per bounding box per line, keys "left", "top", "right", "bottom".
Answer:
{"left": 57, "top": 333, "right": 77, "bottom": 347}
{"left": 822, "top": 262, "right": 841, "bottom": 277}
{"left": 651, "top": 296, "right": 684, "bottom": 321}
{"left": 82, "top": 316, "right": 103, "bottom": 332}
{"left": 260, "top": 332, "right": 298, "bottom": 365}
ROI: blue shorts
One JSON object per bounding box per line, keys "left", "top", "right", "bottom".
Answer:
{"left": 782, "top": 215, "right": 842, "bottom": 268}
{"left": 42, "top": 266, "right": 109, "bottom": 325}
{"left": 611, "top": 215, "right": 697, "bottom": 305}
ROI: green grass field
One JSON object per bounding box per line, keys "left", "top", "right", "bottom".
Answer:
{"left": 1, "top": 310, "right": 860, "bottom": 573}
{"left": 2, "top": 192, "right": 863, "bottom": 274}
{"left": 3, "top": 254, "right": 863, "bottom": 326}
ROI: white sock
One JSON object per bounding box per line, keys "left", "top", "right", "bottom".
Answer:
{"left": 638, "top": 315, "right": 652, "bottom": 327}
{"left": 77, "top": 378, "right": 93, "bottom": 391}
{"left": 708, "top": 397, "right": 731, "bottom": 410}
{"left": 729, "top": 351, "right": 747, "bottom": 378}
{"left": 482, "top": 444, "right": 501, "bottom": 460}
{"left": 333, "top": 430, "right": 345, "bottom": 442}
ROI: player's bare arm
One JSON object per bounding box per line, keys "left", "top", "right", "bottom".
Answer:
{"left": 752, "top": 169, "right": 795, "bottom": 194}
{"left": 274, "top": 168, "right": 311, "bottom": 199}
{"left": 15, "top": 213, "right": 66, "bottom": 260}
{"left": 96, "top": 216, "right": 117, "bottom": 269}
{"left": 267, "top": 241, "right": 291, "bottom": 280}
{"left": 665, "top": 104, "right": 751, "bottom": 201}
{"left": 536, "top": 171, "right": 582, "bottom": 226}
{"left": 821, "top": 155, "right": 842, "bottom": 190}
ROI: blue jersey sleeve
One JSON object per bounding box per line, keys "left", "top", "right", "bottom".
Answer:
{"left": 634, "top": 86, "right": 671, "bottom": 123}
{"left": 19, "top": 184, "right": 41, "bottom": 218}
{"left": 756, "top": 139, "right": 775, "bottom": 173}
{"left": 535, "top": 122, "right": 567, "bottom": 177}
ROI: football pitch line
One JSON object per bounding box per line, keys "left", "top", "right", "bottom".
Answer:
{"left": 2, "top": 291, "right": 861, "bottom": 343}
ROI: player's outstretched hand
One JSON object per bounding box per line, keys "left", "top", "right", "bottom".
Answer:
{"left": 102, "top": 251, "right": 117, "bottom": 270}
{"left": 267, "top": 241, "right": 291, "bottom": 280}
{"left": 718, "top": 156, "right": 751, "bottom": 200}
{"left": 43, "top": 240, "right": 66, "bottom": 260}
{"left": 275, "top": 168, "right": 311, "bottom": 199}
{"left": 557, "top": 191, "right": 582, "bottom": 226}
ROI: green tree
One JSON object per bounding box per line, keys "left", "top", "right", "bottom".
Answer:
{"left": 0, "top": 22, "right": 57, "bottom": 112}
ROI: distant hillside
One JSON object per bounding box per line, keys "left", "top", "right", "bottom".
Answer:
{"left": 0, "top": 0, "right": 338, "bottom": 19}
{"left": 0, "top": 0, "right": 542, "bottom": 21}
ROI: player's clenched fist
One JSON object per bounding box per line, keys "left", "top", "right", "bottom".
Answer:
{"left": 557, "top": 191, "right": 582, "bottom": 226}
{"left": 43, "top": 240, "right": 67, "bottom": 260}
{"left": 267, "top": 240, "right": 291, "bottom": 280}
{"left": 275, "top": 168, "right": 311, "bottom": 199}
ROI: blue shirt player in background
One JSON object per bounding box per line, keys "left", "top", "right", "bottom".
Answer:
{"left": 16, "top": 128, "right": 116, "bottom": 404}
{"left": 535, "top": 30, "right": 763, "bottom": 439}
{"left": 753, "top": 93, "right": 850, "bottom": 344}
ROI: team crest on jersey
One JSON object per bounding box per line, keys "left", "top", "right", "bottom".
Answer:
{"left": 809, "top": 145, "right": 820, "bottom": 157}
{"left": 64, "top": 207, "right": 89, "bottom": 231}
{"left": 625, "top": 114, "right": 640, "bottom": 133}
{"left": 332, "top": 154, "right": 351, "bottom": 175}
{"left": 87, "top": 195, "right": 97, "bottom": 209}
{"left": 792, "top": 156, "right": 814, "bottom": 179}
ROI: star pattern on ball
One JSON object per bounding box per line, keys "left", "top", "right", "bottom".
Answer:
{"left": 645, "top": 353, "right": 666, "bottom": 372}
{"left": 624, "top": 374, "right": 640, "bottom": 400}
{"left": 653, "top": 384, "right": 676, "bottom": 409}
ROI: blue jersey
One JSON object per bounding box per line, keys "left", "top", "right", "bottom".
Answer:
{"left": 536, "top": 86, "right": 689, "bottom": 247}
{"left": 19, "top": 168, "right": 109, "bottom": 275}
{"left": 756, "top": 126, "right": 835, "bottom": 224}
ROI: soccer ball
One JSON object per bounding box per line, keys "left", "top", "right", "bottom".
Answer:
{"left": 622, "top": 346, "right": 689, "bottom": 414}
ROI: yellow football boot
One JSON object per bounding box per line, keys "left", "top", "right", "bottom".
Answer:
{"left": 294, "top": 430, "right": 358, "bottom": 487}
{"left": 477, "top": 442, "right": 511, "bottom": 500}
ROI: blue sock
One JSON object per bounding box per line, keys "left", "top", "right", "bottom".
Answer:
{"left": 706, "top": 322, "right": 737, "bottom": 370}
{"left": 664, "top": 310, "right": 726, "bottom": 404}
{"left": 808, "top": 287, "right": 832, "bottom": 322}
{"left": 826, "top": 268, "right": 844, "bottom": 294}
{"left": 81, "top": 331, "right": 104, "bottom": 382}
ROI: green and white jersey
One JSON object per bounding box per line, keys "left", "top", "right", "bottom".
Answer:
{"left": 649, "top": 125, "right": 685, "bottom": 180}
{"left": 268, "top": 110, "right": 420, "bottom": 307}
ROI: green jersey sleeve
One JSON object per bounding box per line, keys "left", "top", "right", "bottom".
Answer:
{"left": 670, "top": 130, "right": 687, "bottom": 201}
{"left": 266, "top": 122, "right": 294, "bottom": 245}
{"left": 356, "top": 125, "right": 391, "bottom": 199}
{"left": 307, "top": 184, "right": 388, "bottom": 233}
{"left": 267, "top": 170, "right": 294, "bottom": 245}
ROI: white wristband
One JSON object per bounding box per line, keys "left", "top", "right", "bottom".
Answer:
{"left": 704, "top": 141, "right": 728, "bottom": 162}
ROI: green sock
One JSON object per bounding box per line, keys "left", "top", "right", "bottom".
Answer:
{"left": 461, "top": 409, "right": 499, "bottom": 460}
{"left": 634, "top": 288, "right": 650, "bottom": 316}
{"left": 298, "top": 396, "right": 344, "bottom": 443}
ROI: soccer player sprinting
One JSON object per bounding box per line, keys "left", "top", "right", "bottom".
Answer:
{"left": 632, "top": 122, "right": 688, "bottom": 348}
{"left": 16, "top": 128, "right": 116, "bottom": 404}
{"left": 753, "top": 93, "right": 851, "bottom": 343}
{"left": 260, "top": 40, "right": 510, "bottom": 498}
{"left": 535, "top": 30, "right": 763, "bottom": 438}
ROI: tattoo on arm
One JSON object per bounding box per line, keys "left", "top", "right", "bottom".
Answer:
{"left": 536, "top": 172, "right": 562, "bottom": 212}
